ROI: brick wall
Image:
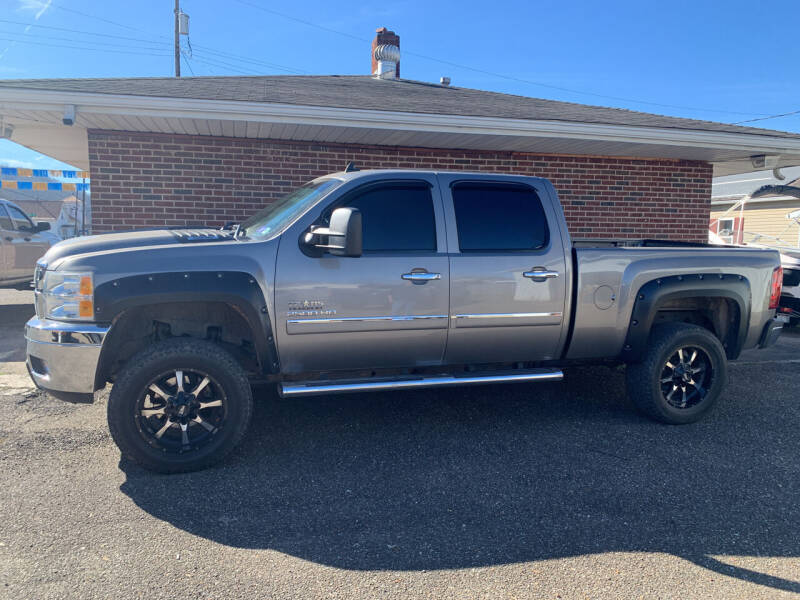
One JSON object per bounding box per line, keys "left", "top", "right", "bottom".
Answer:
{"left": 88, "top": 130, "right": 712, "bottom": 241}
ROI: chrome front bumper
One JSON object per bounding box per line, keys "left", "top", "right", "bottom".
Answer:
{"left": 25, "top": 317, "right": 110, "bottom": 395}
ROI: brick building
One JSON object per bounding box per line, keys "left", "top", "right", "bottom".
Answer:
{"left": 2, "top": 29, "right": 800, "bottom": 241}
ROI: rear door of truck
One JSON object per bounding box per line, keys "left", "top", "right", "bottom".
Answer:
{"left": 438, "top": 175, "right": 569, "bottom": 364}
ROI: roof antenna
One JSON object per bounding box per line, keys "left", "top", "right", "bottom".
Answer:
{"left": 344, "top": 161, "right": 359, "bottom": 172}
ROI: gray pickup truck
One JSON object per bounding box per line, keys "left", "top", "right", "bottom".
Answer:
{"left": 26, "top": 169, "right": 785, "bottom": 472}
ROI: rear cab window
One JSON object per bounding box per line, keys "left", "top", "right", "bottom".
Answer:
{"left": 451, "top": 182, "right": 549, "bottom": 252}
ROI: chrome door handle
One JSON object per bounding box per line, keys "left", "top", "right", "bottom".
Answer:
{"left": 524, "top": 270, "right": 559, "bottom": 280}
{"left": 401, "top": 272, "right": 441, "bottom": 282}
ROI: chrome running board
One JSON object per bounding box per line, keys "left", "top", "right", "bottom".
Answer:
{"left": 279, "top": 369, "right": 563, "bottom": 398}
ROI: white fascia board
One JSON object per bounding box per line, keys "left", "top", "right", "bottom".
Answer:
{"left": 2, "top": 87, "right": 800, "bottom": 155}
{"left": 711, "top": 195, "right": 799, "bottom": 206}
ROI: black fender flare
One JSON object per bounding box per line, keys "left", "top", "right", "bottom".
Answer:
{"left": 93, "top": 271, "right": 279, "bottom": 375}
{"left": 620, "top": 273, "right": 751, "bottom": 362}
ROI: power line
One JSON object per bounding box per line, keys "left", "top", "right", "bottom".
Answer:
{"left": 17, "top": 6, "right": 306, "bottom": 75}
{"left": 189, "top": 53, "right": 264, "bottom": 76}
{"left": 0, "top": 29, "right": 169, "bottom": 51}
{"left": 0, "top": 18, "right": 307, "bottom": 75}
{"left": 0, "top": 18, "right": 170, "bottom": 45}
{"left": 49, "top": 3, "right": 158, "bottom": 36}
{"left": 0, "top": 19, "right": 166, "bottom": 44}
{"left": 0, "top": 37, "right": 172, "bottom": 57}
{"left": 732, "top": 110, "right": 800, "bottom": 125}
{"left": 190, "top": 44, "right": 307, "bottom": 74}
{"left": 230, "top": 0, "right": 772, "bottom": 118}
{"left": 181, "top": 52, "right": 195, "bottom": 76}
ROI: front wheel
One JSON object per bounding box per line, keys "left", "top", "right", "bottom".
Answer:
{"left": 626, "top": 323, "right": 728, "bottom": 424}
{"left": 107, "top": 338, "right": 253, "bottom": 473}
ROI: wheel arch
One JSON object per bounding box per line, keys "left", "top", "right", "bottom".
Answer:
{"left": 620, "top": 273, "right": 751, "bottom": 362}
{"left": 93, "top": 271, "right": 279, "bottom": 386}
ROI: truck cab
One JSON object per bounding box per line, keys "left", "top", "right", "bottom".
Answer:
{"left": 270, "top": 171, "right": 569, "bottom": 373}
{"left": 25, "top": 170, "right": 784, "bottom": 473}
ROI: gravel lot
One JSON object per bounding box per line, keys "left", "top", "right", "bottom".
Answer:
{"left": 1, "top": 290, "right": 799, "bottom": 599}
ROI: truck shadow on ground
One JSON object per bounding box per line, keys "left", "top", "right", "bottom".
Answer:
{"left": 119, "top": 365, "right": 800, "bottom": 593}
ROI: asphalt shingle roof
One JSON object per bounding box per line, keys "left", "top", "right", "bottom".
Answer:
{"left": 0, "top": 74, "right": 796, "bottom": 139}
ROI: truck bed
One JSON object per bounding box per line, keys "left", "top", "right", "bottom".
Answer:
{"left": 565, "top": 243, "right": 781, "bottom": 360}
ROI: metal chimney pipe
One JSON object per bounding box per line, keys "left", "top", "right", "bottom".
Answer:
{"left": 371, "top": 27, "right": 400, "bottom": 78}
{"left": 373, "top": 44, "right": 401, "bottom": 79}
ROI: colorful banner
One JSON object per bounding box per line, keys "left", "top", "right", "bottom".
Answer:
{"left": 0, "top": 167, "right": 90, "bottom": 179}
{"left": 0, "top": 180, "right": 89, "bottom": 191}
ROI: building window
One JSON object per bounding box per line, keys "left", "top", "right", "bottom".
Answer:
{"left": 717, "top": 218, "right": 735, "bottom": 244}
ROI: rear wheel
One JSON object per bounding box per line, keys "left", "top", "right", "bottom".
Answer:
{"left": 625, "top": 323, "right": 727, "bottom": 424}
{"left": 107, "top": 338, "right": 252, "bottom": 473}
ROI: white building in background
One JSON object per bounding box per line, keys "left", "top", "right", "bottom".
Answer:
{"left": 710, "top": 166, "right": 800, "bottom": 248}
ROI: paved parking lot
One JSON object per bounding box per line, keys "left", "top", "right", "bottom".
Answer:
{"left": 1, "top": 290, "right": 799, "bottom": 599}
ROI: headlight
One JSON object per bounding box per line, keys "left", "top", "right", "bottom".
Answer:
{"left": 34, "top": 260, "right": 46, "bottom": 290}
{"left": 41, "top": 271, "right": 94, "bottom": 321}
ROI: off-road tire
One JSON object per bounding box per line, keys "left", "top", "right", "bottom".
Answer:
{"left": 107, "top": 338, "right": 253, "bottom": 473}
{"left": 626, "top": 322, "right": 727, "bottom": 424}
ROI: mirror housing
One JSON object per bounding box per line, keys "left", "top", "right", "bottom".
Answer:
{"left": 304, "top": 207, "right": 362, "bottom": 257}
{"left": 36, "top": 221, "right": 51, "bottom": 232}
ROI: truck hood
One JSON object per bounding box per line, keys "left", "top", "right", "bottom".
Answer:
{"left": 42, "top": 228, "right": 235, "bottom": 268}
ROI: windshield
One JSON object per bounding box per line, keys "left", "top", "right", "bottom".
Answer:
{"left": 239, "top": 178, "right": 341, "bottom": 241}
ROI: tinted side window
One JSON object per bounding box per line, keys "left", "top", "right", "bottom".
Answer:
{"left": 452, "top": 183, "right": 549, "bottom": 252}
{"left": 345, "top": 184, "right": 436, "bottom": 252}
{"left": 0, "top": 206, "right": 12, "bottom": 231}
{"left": 6, "top": 205, "right": 33, "bottom": 231}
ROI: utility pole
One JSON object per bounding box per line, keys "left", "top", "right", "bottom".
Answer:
{"left": 81, "top": 176, "right": 87, "bottom": 235}
{"left": 174, "top": 0, "right": 181, "bottom": 77}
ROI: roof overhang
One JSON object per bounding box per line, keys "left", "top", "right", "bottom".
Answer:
{"left": 3, "top": 87, "right": 800, "bottom": 176}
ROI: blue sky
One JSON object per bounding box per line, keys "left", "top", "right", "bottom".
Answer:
{"left": 0, "top": 0, "right": 797, "bottom": 170}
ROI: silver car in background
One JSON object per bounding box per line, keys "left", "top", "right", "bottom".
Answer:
{"left": 0, "top": 198, "right": 52, "bottom": 288}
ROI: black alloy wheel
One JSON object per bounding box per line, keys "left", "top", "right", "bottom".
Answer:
{"left": 108, "top": 338, "right": 252, "bottom": 473}
{"left": 626, "top": 322, "right": 728, "bottom": 424}
{"left": 136, "top": 368, "right": 226, "bottom": 453}
{"left": 659, "top": 346, "right": 714, "bottom": 410}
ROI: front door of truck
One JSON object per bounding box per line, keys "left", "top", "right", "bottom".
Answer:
{"left": 274, "top": 176, "right": 450, "bottom": 373}
{"left": 439, "top": 176, "right": 568, "bottom": 364}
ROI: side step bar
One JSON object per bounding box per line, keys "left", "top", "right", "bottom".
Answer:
{"left": 279, "top": 369, "right": 563, "bottom": 398}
